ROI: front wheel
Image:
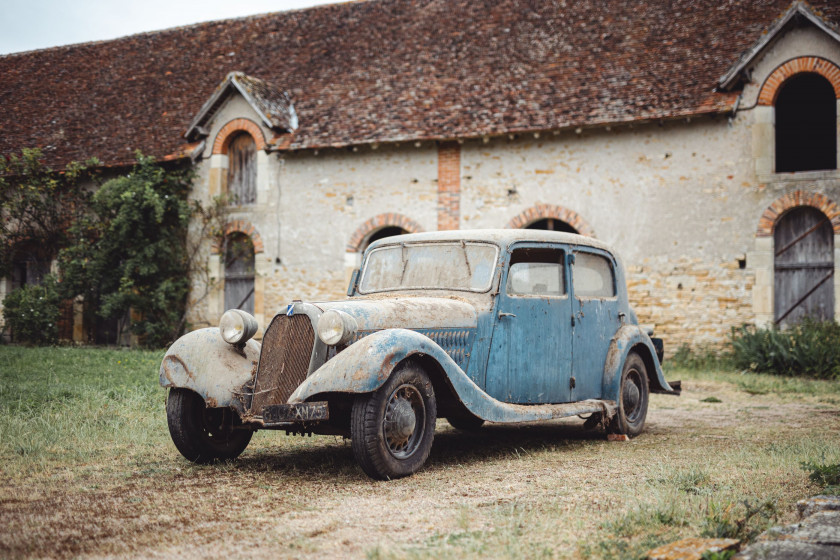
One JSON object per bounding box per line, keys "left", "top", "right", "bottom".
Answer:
{"left": 607, "top": 352, "right": 649, "bottom": 437}
{"left": 351, "top": 363, "right": 437, "bottom": 480}
{"left": 166, "top": 388, "right": 253, "bottom": 463}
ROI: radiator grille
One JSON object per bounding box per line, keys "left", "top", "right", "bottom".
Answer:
{"left": 250, "top": 314, "right": 315, "bottom": 415}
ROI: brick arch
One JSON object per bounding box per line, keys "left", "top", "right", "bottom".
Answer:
{"left": 212, "top": 118, "right": 267, "bottom": 154}
{"left": 211, "top": 220, "right": 265, "bottom": 253}
{"left": 758, "top": 57, "right": 840, "bottom": 106}
{"left": 506, "top": 203, "right": 596, "bottom": 237}
{"left": 346, "top": 213, "right": 424, "bottom": 252}
{"left": 756, "top": 190, "right": 840, "bottom": 237}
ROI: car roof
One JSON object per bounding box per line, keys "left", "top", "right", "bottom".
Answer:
{"left": 367, "top": 228, "right": 615, "bottom": 254}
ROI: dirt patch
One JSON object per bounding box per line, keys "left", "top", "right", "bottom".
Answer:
{"left": 1, "top": 378, "right": 838, "bottom": 559}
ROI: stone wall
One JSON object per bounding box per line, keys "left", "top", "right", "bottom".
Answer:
{"left": 181, "top": 20, "right": 840, "bottom": 349}
{"left": 627, "top": 258, "right": 755, "bottom": 353}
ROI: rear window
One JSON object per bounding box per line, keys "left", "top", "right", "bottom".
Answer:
{"left": 573, "top": 252, "right": 615, "bottom": 298}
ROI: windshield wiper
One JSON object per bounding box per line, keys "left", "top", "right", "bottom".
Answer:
{"left": 399, "top": 243, "right": 409, "bottom": 284}
{"left": 461, "top": 240, "right": 472, "bottom": 276}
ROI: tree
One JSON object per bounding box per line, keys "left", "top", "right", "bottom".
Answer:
{"left": 0, "top": 148, "right": 98, "bottom": 278}
{"left": 59, "top": 152, "right": 198, "bottom": 347}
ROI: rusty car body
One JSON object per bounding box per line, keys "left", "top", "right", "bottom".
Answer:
{"left": 160, "top": 229, "right": 680, "bottom": 479}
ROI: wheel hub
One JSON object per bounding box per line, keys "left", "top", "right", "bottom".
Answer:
{"left": 383, "top": 384, "right": 425, "bottom": 458}
{"left": 390, "top": 399, "right": 416, "bottom": 440}
{"left": 623, "top": 373, "right": 641, "bottom": 416}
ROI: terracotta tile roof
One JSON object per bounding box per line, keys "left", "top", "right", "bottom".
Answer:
{"left": 185, "top": 72, "right": 296, "bottom": 141}
{"left": 1, "top": 0, "right": 838, "bottom": 168}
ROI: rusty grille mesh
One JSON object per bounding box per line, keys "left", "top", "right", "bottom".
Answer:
{"left": 250, "top": 314, "right": 315, "bottom": 415}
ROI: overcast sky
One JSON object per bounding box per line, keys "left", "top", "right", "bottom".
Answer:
{"left": 0, "top": 0, "right": 340, "bottom": 55}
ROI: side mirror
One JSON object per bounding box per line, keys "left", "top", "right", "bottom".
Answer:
{"left": 347, "top": 268, "right": 360, "bottom": 296}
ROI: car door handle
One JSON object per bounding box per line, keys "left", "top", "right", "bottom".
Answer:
{"left": 498, "top": 312, "right": 516, "bottom": 318}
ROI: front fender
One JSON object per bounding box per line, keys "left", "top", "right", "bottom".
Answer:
{"left": 288, "top": 328, "right": 458, "bottom": 402}
{"left": 603, "top": 325, "right": 678, "bottom": 400}
{"left": 159, "top": 327, "right": 261, "bottom": 413}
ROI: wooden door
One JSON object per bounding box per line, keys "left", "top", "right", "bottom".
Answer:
{"left": 224, "top": 234, "right": 255, "bottom": 314}
{"left": 774, "top": 206, "right": 834, "bottom": 326}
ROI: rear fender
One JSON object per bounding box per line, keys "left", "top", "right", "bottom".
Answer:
{"left": 603, "top": 325, "right": 678, "bottom": 400}
{"left": 159, "top": 327, "right": 261, "bottom": 414}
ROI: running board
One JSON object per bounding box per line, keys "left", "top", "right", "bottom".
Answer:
{"left": 475, "top": 399, "right": 617, "bottom": 424}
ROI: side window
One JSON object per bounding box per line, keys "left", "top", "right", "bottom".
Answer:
{"left": 506, "top": 248, "right": 565, "bottom": 297}
{"left": 227, "top": 133, "right": 257, "bottom": 204}
{"left": 573, "top": 252, "right": 615, "bottom": 298}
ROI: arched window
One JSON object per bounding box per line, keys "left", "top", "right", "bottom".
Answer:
{"left": 227, "top": 133, "right": 257, "bottom": 204}
{"left": 224, "top": 233, "right": 255, "bottom": 314}
{"left": 363, "top": 226, "right": 408, "bottom": 251}
{"left": 525, "top": 218, "right": 578, "bottom": 234}
{"left": 776, "top": 73, "right": 837, "bottom": 173}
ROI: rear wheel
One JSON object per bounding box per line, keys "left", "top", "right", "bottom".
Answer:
{"left": 351, "top": 363, "right": 437, "bottom": 480}
{"left": 166, "top": 388, "right": 253, "bottom": 463}
{"left": 607, "top": 352, "right": 649, "bottom": 437}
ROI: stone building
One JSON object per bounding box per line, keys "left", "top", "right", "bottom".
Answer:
{"left": 2, "top": 0, "right": 840, "bottom": 349}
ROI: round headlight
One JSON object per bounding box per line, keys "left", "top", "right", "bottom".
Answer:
{"left": 219, "top": 309, "right": 259, "bottom": 345}
{"left": 317, "top": 309, "right": 358, "bottom": 346}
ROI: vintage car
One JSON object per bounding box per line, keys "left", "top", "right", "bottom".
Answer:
{"left": 160, "top": 229, "right": 680, "bottom": 479}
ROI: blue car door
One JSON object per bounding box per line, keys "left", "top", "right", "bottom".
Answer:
{"left": 570, "top": 249, "right": 621, "bottom": 400}
{"left": 484, "top": 244, "right": 573, "bottom": 404}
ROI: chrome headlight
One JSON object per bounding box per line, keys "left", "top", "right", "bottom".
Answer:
{"left": 219, "top": 309, "right": 259, "bottom": 346}
{"left": 317, "top": 309, "right": 358, "bottom": 346}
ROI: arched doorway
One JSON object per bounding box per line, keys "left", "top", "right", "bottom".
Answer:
{"left": 224, "top": 233, "right": 255, "bottom": 314}
{"left": 525, "top": 218, "right": 578, "bottom": 234}
{"left": 775, "top": 73, "right": 837, "bottom": 173}
{"left": 363, "top": 226, "right": 408, "bottom": 251}
{"left": 774, "top": 206, "right": 835, "bottom": 326}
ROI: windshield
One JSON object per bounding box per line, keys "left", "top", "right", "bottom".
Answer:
{"left": 359, "top": 242, "right": 498, "bottom": 293}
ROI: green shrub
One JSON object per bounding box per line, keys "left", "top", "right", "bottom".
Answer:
{"left": 730, "top": 320, "right": 840, "bottom": 379}
{"left": 1, "top": 275, "right": 62, "bottom": 344}
{"left": 669, "top": 344, "right": 731, "bottom": 371}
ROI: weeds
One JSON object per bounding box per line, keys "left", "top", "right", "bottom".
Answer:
{"left": 670, "top": 345, "right": 732, "bottom": 370}
{"left": 801, "top": 460, "right": 840, "bottom": 495}
{"left": 701, "top": 499, "right": 777, "bottom": 543}
{"left": 701, "top": 551, "right": 736, "bottom": 560}
{"left": 730, "top": 320, "right": 840, "bottom": 379}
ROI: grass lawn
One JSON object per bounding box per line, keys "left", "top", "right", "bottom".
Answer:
{"left": 1, "top": 345, "right": 839, "bottom": 559}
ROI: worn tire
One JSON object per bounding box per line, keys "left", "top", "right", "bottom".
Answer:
{"left": 607, "top": 352, "right": 649, "bottom": 437}
{"left": 447, "top": 411, "right": 485, "bottom": 431}
{"left": 166, "top": 388, "right": 253, "bottom": 463}
{"left": 351, "top": 363, "right": 437, "bottom": 480}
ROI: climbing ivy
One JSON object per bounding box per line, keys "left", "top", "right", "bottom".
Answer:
{"left": 59, "top": 152, "right": 200, "bottom": 347}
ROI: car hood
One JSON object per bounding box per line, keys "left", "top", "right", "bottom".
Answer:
{"left": 314, "top": 296, "right": 477, "bottom": 331}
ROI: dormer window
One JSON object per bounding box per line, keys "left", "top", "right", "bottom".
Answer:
{"left": 775, "top": 73, "right": 837, "bottom": 173}
{"left": 227, "top": 133, "right": 257, "bottom": 204}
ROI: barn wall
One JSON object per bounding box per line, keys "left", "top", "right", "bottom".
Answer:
{"left": 183, "top": 21, "right": 840, "bottom": 351}
{"left": 460, "top": 118, "right": 758, "bottom": 349}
